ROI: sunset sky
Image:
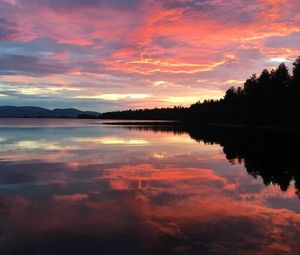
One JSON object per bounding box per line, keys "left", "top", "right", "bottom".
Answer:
{"left": 0, "top": 0, "right": 300, "bottom": 111}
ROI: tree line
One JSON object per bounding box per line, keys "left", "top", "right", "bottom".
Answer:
{"left": 101, "top": 57, "right": 300, "bottom": 126}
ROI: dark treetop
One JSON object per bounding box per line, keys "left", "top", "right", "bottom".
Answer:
{"left": 101, "top": 57, "right": 300, "bottom": 126}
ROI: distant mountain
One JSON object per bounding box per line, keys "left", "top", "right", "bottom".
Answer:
{"left": 0, "top": 106, "right": 100, "bottom": 118}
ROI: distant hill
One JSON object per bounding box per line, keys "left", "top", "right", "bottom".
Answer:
{"left": 0, "top": 106, "right": 100, "bottom": 118}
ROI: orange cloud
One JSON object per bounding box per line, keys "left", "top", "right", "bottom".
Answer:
{"left": 1, "top": 0, "right": 300, "bottom": 109}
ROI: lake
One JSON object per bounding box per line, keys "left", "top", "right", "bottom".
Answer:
{"left": 0, "top": 119, "right": 299, "bottom": 255}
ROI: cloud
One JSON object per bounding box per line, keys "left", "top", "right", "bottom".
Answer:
{"left": 264, "top": 32, "right": 300, "bottom": 49}
{"left": 0, "top": 18, "right": 18, "bottom": 40}
{"left": 0, "top": 54, "right": 70, "bottom": 76}
{"left": 162, "top": 0, "right": 267, "bottom": 24}
{"left": 0, "top": 0, "right": 300, "bottom": 110}
{"left": 47, "top": 0, "right": 142, "bottom": 10}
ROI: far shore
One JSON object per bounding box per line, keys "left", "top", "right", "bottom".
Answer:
{"left": 0, "top": 117, "right": 299, "bottom": 133}
{"left": 101, "top": 120, "right": 300, "bottom": 132}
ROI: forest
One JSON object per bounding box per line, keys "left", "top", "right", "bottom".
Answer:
{"left": 101, "top": 57, "right": 300, "bottom": 126}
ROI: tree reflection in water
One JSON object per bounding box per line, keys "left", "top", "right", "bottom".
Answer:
{"left": 124, "top": 125, "right": 300, "bottom": 197}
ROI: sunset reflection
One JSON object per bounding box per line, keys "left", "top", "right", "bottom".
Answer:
{"left": 73, "top": 137, "right": 149, "bottom": 145}
{"left": 0, "top": 120, "right": 299, "bottom": 254}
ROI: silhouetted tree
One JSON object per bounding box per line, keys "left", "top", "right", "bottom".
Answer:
{"left": 290, "top": 57, "right": 300, "bottom": 123}
{"left": 101, "top": 57, "right": 300, "bottom": 127}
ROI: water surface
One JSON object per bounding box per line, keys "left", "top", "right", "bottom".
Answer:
{"left": 0, "top": 119, "right": 299, "bottom": 255}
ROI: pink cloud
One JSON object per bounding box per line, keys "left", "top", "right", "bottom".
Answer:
{"left": 0, "top": 0, "right": 300, "bottom": 109}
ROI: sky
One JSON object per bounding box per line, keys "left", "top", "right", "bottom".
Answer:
{"left": 0, "top": 0, "right": 300, "bottom": 112}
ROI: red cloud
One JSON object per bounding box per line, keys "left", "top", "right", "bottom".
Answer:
{"left": 0, "top": 0, "right": 300, "bottom": 109}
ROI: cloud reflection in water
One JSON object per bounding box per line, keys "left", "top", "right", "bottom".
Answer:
{"left": 0, "top": 120, "right": 299, "bottom": 254}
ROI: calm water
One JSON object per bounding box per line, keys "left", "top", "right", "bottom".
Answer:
{"left": 0, "top": 119, "right": 299, "bottom": 255}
